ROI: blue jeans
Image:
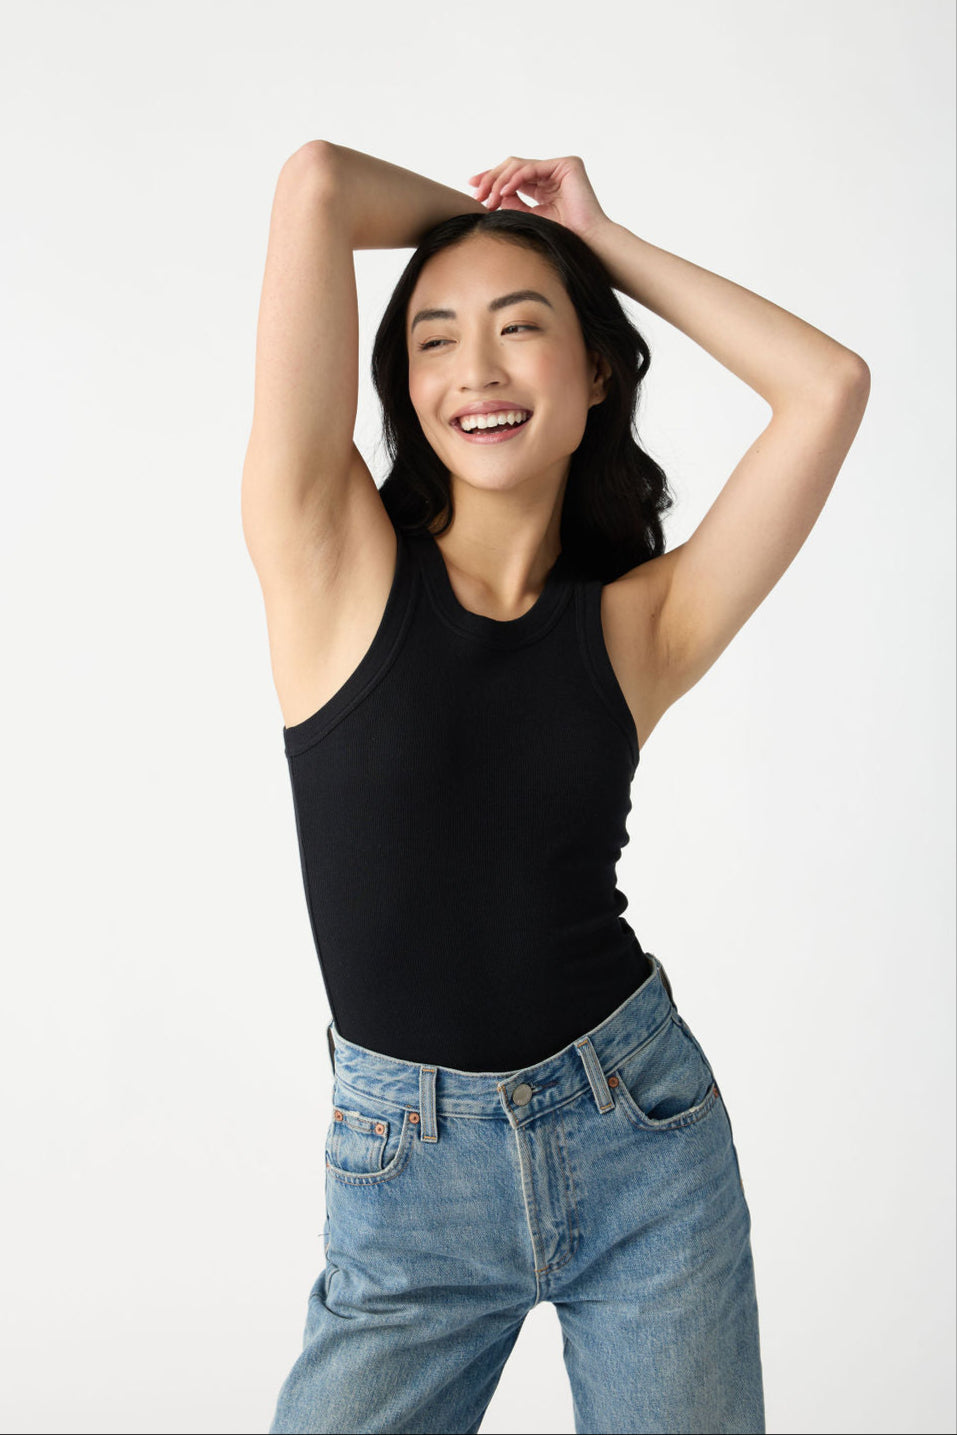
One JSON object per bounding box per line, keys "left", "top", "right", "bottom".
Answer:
{"left": 269, "top": 955, "right": 765, "bottom": 1434}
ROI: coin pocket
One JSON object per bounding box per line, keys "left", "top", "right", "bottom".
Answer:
{"left": 326, "top": 1102, "right": 394, "bottom": 1174}
{"left": 324, "top": 1081, "right": 414, "bottom": 1184}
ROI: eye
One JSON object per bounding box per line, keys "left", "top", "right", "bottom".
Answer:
{"left": 416, "top": 324, "right": 539, "bottom": 352}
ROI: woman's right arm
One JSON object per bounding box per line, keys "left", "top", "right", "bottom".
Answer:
{"left": 240, "top": 142, "right": 484, "bottom": 728}
{"left": 240, "top": 140, "right": 484, "bottom": 580}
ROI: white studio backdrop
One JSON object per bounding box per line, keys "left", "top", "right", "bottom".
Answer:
{"left": 1, "top": 2, "right": 953, "bottom": 1433}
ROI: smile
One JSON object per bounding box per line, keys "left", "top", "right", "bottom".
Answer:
{"left": 451, "top": 414, "right": 532, "bottom": 445}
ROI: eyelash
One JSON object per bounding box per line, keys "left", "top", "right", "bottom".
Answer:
{"left": 417, "top": 324, "right": 538, "bottom": 352}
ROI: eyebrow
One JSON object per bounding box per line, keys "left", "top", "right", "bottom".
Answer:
{"left": 410, "top": 289, "right": 555, "bottom": 333}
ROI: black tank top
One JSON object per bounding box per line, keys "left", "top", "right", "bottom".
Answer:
{"left": 282, "top": 518, "right": 652, "bottom": 1071}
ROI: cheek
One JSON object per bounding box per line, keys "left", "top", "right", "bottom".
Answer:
{"left": 408, "top": 373, "right": 443, "bottom": 429}
{"left": 541, "top": 356, "right": 591, "bottom": 420}
{"left": 533, "top": 347, "right": 590, "bottom": 408}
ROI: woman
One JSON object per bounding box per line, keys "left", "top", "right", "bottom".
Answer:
{"left": 242, "top": 142, "right": 869, "bottom": 1435}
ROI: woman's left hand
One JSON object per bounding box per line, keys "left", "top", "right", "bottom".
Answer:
{"left": 467, "top": 155, "right": 610, "bottom": 241}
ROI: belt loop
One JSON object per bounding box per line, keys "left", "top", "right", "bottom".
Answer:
{"left": 419, "top": 1065, "right": 438, "bottom": 1142}
{"left": 653, "top": 954, "right": 675, "bottom": 1006}
{"left": 326, "top": 1021, "right": 336, "bottom": 1074}
{"left": 575, "top": 1036, "right": 615, "bottom": 1114}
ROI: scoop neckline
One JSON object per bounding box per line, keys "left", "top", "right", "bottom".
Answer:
{"left": 416, "top": 530, "right": 571, "bottom": 647}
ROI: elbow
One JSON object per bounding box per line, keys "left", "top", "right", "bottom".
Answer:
{"left": 817, "top": 352, "right": 870, "bottom": 412}
{"left": 842, "top": 356, "right": 871, "bottom": 414}
{"left": 281, "top": 139, "right": 340, "bottom": 192}
{"left": 838, "top": 352, "right": 871, "bottom": 396}
{"left": 848, "top": 352, "right": 870, "bottom": 383}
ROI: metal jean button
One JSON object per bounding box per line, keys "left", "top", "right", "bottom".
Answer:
{"left": 512, "top": 1082, "right": 533, "bottom": 1106}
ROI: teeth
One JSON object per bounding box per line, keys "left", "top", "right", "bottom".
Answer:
{"left": 458, "top": 409, "right": 530, "bottom": 432}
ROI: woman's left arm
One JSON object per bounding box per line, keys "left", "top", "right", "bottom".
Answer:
{"left": 584, "top": 218, "right": 871, "bottom": 707}
{"left": 471, "top": 155, "right": 871, "bottom": 712}
{"left": 584, "top": 218, "right": 867, "bottom": 405}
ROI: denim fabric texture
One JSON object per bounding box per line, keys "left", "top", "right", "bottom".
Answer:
{"left": 269, "top": 955, "right": 765, "bottom": 1434}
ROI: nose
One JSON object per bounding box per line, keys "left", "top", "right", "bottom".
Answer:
{"left": 453, "top": 335, "right": 511, "bottom": 393}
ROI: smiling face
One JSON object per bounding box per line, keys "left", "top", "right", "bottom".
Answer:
{"left": 406, "top": 233, "right": 609, "bottom": 502}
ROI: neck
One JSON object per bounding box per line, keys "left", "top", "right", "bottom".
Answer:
{"left": 431, "top": 473, "right": 567, "bottom": 616}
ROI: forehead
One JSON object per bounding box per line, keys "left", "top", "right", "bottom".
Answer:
{"left": 406, "top": 236, "right": 563, "bottom": 327}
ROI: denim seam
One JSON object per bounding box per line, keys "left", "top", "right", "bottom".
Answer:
{"left": 670, "top": 1011, "right": 716, "bottom": 1080}
{"left": 513, "top": 1122, "right": 550, "bottom": 1291}
{"left": 554, "top": 1106, "right": 582, "bottom": 1262}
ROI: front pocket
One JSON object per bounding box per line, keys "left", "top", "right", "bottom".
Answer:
{"left": 324, "top": 1085, "right": 414, "bottom": 1185}
{"left": 613, "top": 1012, "right": 720, "bottom": 1133}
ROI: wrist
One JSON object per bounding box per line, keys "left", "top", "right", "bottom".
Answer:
{"left": 579, "top": 215, "right": 626, "bottom": 251}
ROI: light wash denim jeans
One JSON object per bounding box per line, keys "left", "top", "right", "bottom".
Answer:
{"left": 269, "top": 955, "right": 765, "bottom": 1434}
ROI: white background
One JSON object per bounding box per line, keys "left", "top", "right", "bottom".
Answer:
{"left": 1, "top": 2, "right": 954, "bottom": 1432}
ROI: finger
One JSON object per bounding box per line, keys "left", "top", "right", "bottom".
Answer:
{"left": 495, "top": 162, "right": 546, "bottom": 206}
{"left": 498, "top": 193, "right": 535, "bottom": 215}
{"left": 497, "top": 162, "right": 540, "bottom": 197}
{"left": 485, "top": 159, "right": 533, "bottom": 208}
{"left": 468, "top": 161, "right": 510, "bottom": 200}
{"left": 498, "top": 159, "right": 549, "bottom": 193}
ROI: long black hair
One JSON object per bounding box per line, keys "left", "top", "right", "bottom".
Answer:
{"left": 371, "top": 208, "right": 674, "bottom": 582}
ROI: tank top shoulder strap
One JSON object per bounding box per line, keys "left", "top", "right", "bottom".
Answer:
{"left": 282, "top": 519, "right": 418, "bottom": 759}
{"left": 576, "top": 576, "right": 640, "bottom": 770}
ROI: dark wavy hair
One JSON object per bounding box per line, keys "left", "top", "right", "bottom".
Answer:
{"left": 371, "top": 208, "right": 675, "bottom": 582}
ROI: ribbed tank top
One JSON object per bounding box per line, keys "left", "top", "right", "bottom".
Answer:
{"left": 282, "top": 517, "right": 652, "bottom": 1072}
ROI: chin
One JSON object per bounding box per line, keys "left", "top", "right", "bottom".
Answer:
{"left": 452, "top": 469, "right": 532, "bottom": 494}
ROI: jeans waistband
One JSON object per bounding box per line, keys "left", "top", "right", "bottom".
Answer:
{"left": 324, "top": 954, "right": 677, "bottom": 1136}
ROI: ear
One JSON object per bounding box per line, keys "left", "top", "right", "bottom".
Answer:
{"left": 587, "top": 350, "right": 612, "bottom": 407}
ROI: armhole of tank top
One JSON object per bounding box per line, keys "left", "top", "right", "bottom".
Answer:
{"left": 282, "top": 524, "right": 417, "bottom": 760}
{"left": 577, "top": 579, "right": 640, "bottom": 770}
